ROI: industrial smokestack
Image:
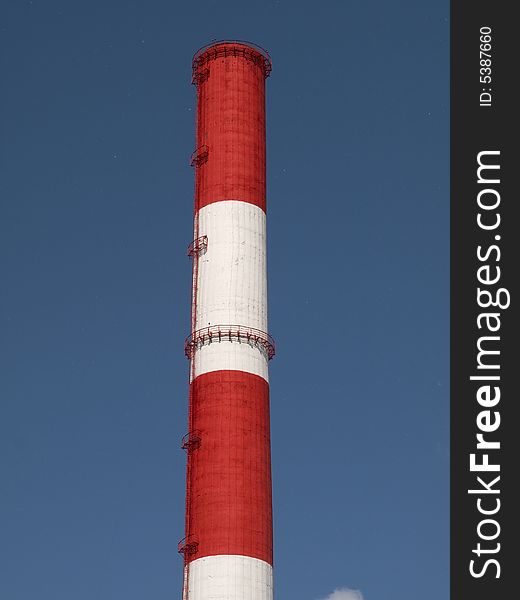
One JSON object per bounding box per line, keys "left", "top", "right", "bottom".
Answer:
{"left": 179, "top": 41, "right": 274, "bottom": 600}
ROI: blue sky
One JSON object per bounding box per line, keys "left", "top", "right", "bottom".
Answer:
{"left": 0, "top": 1, "right": 449, "bottom": 599}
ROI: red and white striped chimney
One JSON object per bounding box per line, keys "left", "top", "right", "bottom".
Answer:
{"left": 180, "top": 41, "right": 274, "bottom": 600}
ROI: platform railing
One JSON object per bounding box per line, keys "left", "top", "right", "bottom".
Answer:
{"left": 184, "top": 324, "right": 275, "bottom": 360}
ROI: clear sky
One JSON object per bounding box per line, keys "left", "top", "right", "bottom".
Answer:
{"left": 0, "top": 1, "right": 449, "bottom": 599}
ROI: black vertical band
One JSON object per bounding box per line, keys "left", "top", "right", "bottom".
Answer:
{"left": 451, "top": 2, "right": 517, "bottom": 597}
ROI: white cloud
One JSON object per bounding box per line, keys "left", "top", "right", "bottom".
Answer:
{"left": 318, "top": 588, "right": 364, "bottom": 600}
